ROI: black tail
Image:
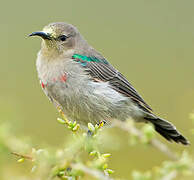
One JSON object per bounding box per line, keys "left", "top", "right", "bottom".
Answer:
{"left": 144, "top": 117, "right": 190, "bottom": 145}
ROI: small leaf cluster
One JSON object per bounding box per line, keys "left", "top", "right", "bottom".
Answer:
{"left": 1, "top": 110, "right": 194, "bottom": 180}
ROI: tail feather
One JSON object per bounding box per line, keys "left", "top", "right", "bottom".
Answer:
{"left": 144, "top": 117, "right": 190, "bottom": 145}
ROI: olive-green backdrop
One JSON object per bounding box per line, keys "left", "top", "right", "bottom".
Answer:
{"left": 0, "top": 0, "right": 194, "bottom": 179}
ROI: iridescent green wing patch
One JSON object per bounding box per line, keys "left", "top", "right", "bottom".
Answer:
{"left": 72, "top": 54, "right": 108, "bottom": 66}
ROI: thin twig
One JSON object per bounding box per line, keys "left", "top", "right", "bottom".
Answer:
{"left": 113, "top": 120, "right": 178, "bottom": 160}
{"left": 151, "top": 139, "right": 178, "bottom": 160}
{"left": 11, "top": 152, "right": 34, "bottom": 161}
{"left": 161, "top": 170, "right": 177, "bottom": 180}
{"left": 72, "top": 163, "right": 114, "bottom": 180}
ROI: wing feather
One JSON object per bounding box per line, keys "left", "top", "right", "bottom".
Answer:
{"left": 73, "top": 55, "right": 153, "bottom": 112}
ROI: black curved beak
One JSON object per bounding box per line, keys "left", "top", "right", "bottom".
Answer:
{"left": 28, "top": 31, "right": 51, "bottom": 40}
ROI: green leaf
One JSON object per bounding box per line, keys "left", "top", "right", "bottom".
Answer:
{"left": 88, "top": 123, "right": 95, "bottom": 132}
{"left": 57, "top": 118, "right": 65, "bottom": 124}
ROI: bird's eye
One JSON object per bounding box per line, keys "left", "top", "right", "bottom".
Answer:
{"left": 58, "top": 35, "right": 67, "bottom": 41}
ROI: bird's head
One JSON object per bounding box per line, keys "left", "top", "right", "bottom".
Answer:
{"left": 29, "top": 22, "right": 84, "bottom": 57}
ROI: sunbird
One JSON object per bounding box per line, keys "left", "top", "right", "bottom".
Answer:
{"left": 29, "top": 22, "right": 189, "bottom": 145}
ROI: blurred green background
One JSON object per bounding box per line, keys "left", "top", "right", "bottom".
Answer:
{"left": 0, "top": 0, "right": 194, "bottom": 179}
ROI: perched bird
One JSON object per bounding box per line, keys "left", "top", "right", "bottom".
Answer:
{"left": 29, "top": 22, "right": 189, "bottom": 145}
